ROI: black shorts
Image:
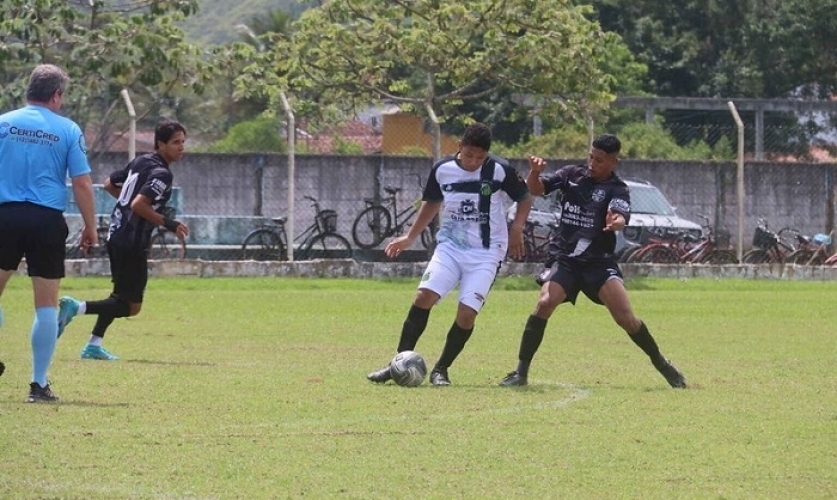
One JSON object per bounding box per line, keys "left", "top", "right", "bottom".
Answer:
{"left": 108, "top": 242, "right": 148, "bottom": 303}
{"left": 0, "top": 202, "right": 68, "bottom": 279}
{"left": 536, "top": 255, "right": 623, "bottom": 305}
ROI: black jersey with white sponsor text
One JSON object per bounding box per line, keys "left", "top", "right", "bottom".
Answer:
{"left": 106, "top": 153, "right": 174, "bottom": 252}
{"left": 541, "top": 164, "right": 631, "bottom": 259}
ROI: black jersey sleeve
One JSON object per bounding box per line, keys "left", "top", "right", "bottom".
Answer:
{"left": 540, "top": 164, "right": 574, "bottom": 196}
{"left": 422, "top": 161, "right": 445, "bottom": 202}
{"left": 499, "top": 163, "right": 529, "bottom": 202}
{"left": 138, "top": 167, "right": 173, "bottom": 202}
{"left": 608, "top": 182, "right": 631, "bottom": 224}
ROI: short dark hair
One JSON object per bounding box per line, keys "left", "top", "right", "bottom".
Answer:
{"left": 461, "top": 123, "right": 492, "bottom": 151}
{"left": 155, "top": 119, "right": 187, "bottom": 150}
{"left": 26, "top": 64, "right": 69, "bottom": 103}
{"left": 592, "top": 134, "right": 621, "bottom": 155}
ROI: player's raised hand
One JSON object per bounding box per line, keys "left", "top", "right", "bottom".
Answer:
{"left": 528, "top": 155, "right": 547, "bottom": 173}
{"left": 603, "top": 210, "right": 625, "bottom": 232}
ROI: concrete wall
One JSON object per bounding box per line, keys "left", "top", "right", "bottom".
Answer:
{"left": 86, "top": 152, "right": 837, "bottom": 247}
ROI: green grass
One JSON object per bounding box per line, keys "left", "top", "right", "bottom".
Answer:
{"left": 1, "top": 276, "right": 836, "bottom": 499}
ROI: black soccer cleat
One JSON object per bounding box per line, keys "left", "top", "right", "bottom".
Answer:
{"left": 430, "top": 368, "right": 451, "bottom": 386}
{"left": 499, "top": 371, "right": 528, "bottom": 387}
{"left": 653, "top": 357, "right": 687, "bottom": 388}
{"left": 27, "top": 382, "right": 59, "bottom": 403}
{"left": 367, "top": 364, "right": 392, "bottom": 383}
{"left": 0, "top": 360, "right": 5, "bottom": 378}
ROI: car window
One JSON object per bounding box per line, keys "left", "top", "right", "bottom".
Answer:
{"left": 629, "top": 185, "right": 676, "bottom": 216}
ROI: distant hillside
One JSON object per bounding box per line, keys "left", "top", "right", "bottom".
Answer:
{"left": 180, "top": 0, "right": 310, "bottom": 45}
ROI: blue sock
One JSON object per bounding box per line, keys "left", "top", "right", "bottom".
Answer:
{"left": 0, "top": 305, "right": 4, "bottom": 328}
{"left": 31, "top": 306, "right": 58, "bottom": 387}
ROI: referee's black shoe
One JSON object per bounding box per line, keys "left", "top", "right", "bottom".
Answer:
{"left": 367, "top": 364, "right": 392, "bottom": 383}
{"left": 653, "top": 357, "right": 687, "bottom": 388}
{"left": 499, "top": 371, "right": 528, "bottom": 387}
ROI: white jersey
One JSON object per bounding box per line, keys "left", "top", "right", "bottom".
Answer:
{"left": 423, "top": 153, "right": 529, "bottom": 254}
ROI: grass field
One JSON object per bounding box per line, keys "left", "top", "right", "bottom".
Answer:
{"left": 1, "top": 276, "right": 835, "bottom": 499}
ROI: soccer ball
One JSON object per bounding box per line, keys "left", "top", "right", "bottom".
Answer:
{"left": 389, "top": 351, "right": 428, "bottom": 387}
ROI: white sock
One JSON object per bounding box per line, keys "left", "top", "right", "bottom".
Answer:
{"left": 87, "top": 335, "right": 103, "bottom": 347}
{"left": 78, "top": 301, "right": 87, "bottom": 315}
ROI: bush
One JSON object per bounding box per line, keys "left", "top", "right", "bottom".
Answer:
{"left": 207, "top": 117, "right": 287, "bottom": 153}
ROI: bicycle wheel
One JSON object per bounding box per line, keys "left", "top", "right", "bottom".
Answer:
{"left": 241, "top": 229, "right": 285, "bottom": 261}
{"left": 420, "top": 218, "right": 438, "bottom": 251}
{"left": 787, "top": 248, "right": 819, "bottom": 266}
{"left": 352, "top": 205, "right": 392, "bottom": 249}
{"left": 742, "top": 249, "right": 771, "bottom": 264}
{"left": 149, "top": 231, "right": 187, "bottom": 259}
{"left": 638, "top": 245, "right": 679, "bottom": 263}
{"left": 298, "top": 233, "right": 353, "bottom": 260}
{"left": 700, "top": 249, "right": 738, "bottom": 264}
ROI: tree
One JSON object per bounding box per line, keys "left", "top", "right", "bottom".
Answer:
{"left": 0, "top": 0, "right": 217, "bottom": 155}
{"left": 240, "top": 0, "right": 635, "bottom": 158}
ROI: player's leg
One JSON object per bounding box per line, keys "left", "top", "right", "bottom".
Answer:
{"left": 78, "top": 245, "right": 147, "bottom": 361}
{"left": 430, "top": 254, "right": 500, "bottom": 386}
{"left": 25, "top": 207, "right": 66, "bottom": 402}
{"left": 500, "top": 260, "right": 575, "bottom": 387}
{"left": 0, "top": 270, "right": 12, "bottom": 379}
{"left": 367, "top": 246, "right": 457, "bottom": 383}
{"left": 597, "top": 276, "right": 686, "bottom": 388}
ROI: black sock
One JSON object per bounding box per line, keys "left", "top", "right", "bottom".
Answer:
{"left": 516, "top": 315, "right": 548, "bottom": 377}
{"left": 85, "top": 296, "right": 131, "bottom": 318}
{"left": 396, "top": 305, "right": 431, "bottom": 352}
{"left": 434, "top": 321, "right": 474, "bottom": 370}
{"left": 91, "top": 315, "right": 115, "bottom": 339}
{"left": 628, "top": 321, "right": 664, "bottom": 363}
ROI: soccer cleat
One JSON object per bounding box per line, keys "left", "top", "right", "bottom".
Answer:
{"left": 367, "top": 364, "right": 392, "bottom": 383}
{"left": 80, "top": 345, "right": 120, "bottom": 361}
{"left": 499, "top": 371, "right": 528, "bottom": 387}
{"left": 0, "top": 360, "right": 5, "bottom": 378}
{"left": 27, "top": 382, "right": 59, "bottom": 403}
{"left": 653, "top": 357, "right": 687, "bottom": 388}
{"left": 430, "top": 368, "right": 451, "bottom": 386}
{"left": 57, "top": 296, "right": 81, "bottom": 338}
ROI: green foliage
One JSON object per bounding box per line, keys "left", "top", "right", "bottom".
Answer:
{"left": 206, "top": 116, "right": 287, "bottom": 153}
{"left": 331, "top": 136, "right": 362, "bottom": 155}
{"left": 618, "top": 122, "right": 735, "bottom": 160}
{"left": 494, "top": 122, "right": 735, "bottom": 160}
{"left": 493, "top": 126, "right": 590, "bottom": 159}
{"left": 0, "top": 0, "right": 217, "bottom": 156}
{"left": 1, "top": 277, "right": 836, "bottom": 498}
{"left": 236, "top": 0, "right": 639, "bottom": 157}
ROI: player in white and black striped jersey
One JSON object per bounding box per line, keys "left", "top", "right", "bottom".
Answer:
{"left": 367, "top": 122, "right": 532, "bottom": 386}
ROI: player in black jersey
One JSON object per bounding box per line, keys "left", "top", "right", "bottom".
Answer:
{"left": 499, "top": 134, "right": 686, "bottom": 388}
{"left": 57, "top": 120, "right": 190, "bottom": 360}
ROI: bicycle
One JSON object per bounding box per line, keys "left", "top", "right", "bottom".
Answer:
{"left": 741, "top": 219, "right": 805, "bottom": 264}
{"left": 509, "top": 218, "right": 559, "bottom": 263}
{"left": 66, "top": 215, "right": 110, "bottom": 259}
{"left": 351, "top": 184, "right": 436, "bottom": 250}
{"left": 786, "top": 229, "right": 834, "bottom": 266}
{"left": 148, "top": 207, "right": 187, "bottom": 259}
{"left": 630, "top": 215, "right": 737, "bottom": 264}
{"left": 241, "top": 195, "right": 353, "bottom": 261}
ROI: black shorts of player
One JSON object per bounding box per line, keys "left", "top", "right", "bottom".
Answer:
{"left": 536, "top": 255, "right": 623, "bottom": 305}
{"left": 107, "top": 242, "right": 148, "bottom": 303}
{"left": 0, "top": 202, "right": 68, "bottom": 279}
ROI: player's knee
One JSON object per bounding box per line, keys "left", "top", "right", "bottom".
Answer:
{"left": 128, "top": 302, "right": 142, "bottom": 317}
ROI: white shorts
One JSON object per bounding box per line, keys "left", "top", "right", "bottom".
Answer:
{"left": 418, "top": 243, "right": 505, "bottom": 313}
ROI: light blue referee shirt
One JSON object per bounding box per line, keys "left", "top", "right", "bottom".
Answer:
{"left": 0, "top": 104, "right": 91, "bottom": 211}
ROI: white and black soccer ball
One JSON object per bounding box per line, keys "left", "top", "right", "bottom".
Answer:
{"left": 389, "top": 351, "right": 428, "bottom": 387}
